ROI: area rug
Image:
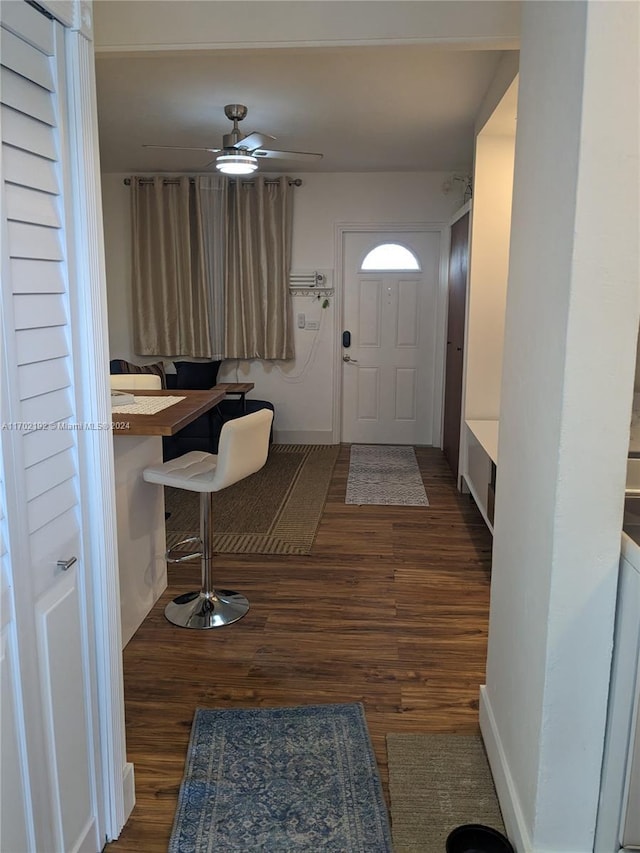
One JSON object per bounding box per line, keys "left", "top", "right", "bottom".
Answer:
{"left": 386, "top": 733, "right": 505, "bottom": 852}
{"left": 169, "top": 703, "right": 393, "bottom": 853}
{"left": 165, "top": 443, "right": 339, "bottom": 555}
{"left": 345, "top": 444, "right": 429, "bottom": 506}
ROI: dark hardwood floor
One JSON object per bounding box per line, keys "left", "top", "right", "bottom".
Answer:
{"left": 106, "top": 445, "right": 493, "bottom": 851}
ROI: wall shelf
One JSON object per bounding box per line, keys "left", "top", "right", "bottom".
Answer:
{"left": 289, "top": 287, "right": 334, "bottom": 298}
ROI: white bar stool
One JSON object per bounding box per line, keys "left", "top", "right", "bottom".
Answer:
{"left": 143, "top": 409, "right": 273, "bottom": 629}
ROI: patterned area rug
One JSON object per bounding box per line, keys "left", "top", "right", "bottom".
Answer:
{"left": 386, "top": 733, "right": 506, "bottom": 852}
{"left": 169, "top": 703, "right": 393, "bottom": 853}
{"left": 345, "top": 445, "right": 429, "bottom": 506}
{"left": 165, "top": 444, "right": 339, "bottom": 555}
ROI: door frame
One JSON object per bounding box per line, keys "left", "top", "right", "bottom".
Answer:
{"left": 446, "top": 200, "right": 472, "bottom": 486}
{"left": 3, "top": 0, "right": 131, "bottom": 842}
{"left": 61, "top": 10, "right": 133, "bottom": 840}
{"left": 333, "top": 221, "right": 449, "bottom": 445}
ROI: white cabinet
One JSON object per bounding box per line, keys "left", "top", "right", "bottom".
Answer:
{"left": 596, "top": 535, "right": 640, "bottom": 850}
{"left": 463, "top": 419, "right": 498, "bottom": 533}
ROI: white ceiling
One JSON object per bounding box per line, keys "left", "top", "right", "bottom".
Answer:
{"left": 95, "top": 44, "right": 508, "bottom": 174}
{"left": 93, "top": 1, "right": 520, "bottom": 176}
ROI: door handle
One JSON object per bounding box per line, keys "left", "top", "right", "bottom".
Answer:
{"left": 343, "top": 355, "right": 359, "bottom": 363}
{"left": 57, "top": 556, "right": 77, "bottom": 571}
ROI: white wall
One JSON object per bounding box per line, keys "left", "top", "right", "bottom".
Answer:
{"left": 481, "top": 1, "right": 639, "bottom": 850}
{"left": 93, "top": 0, "right": 520, "bottom": 53}
{"left": 464, "top": 129, "right": 516, "bottom": 420}
{"left": 101, "top": 171, "right": 460, "bottom": 442}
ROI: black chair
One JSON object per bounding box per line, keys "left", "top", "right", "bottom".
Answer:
{"left": 109, "top": 359, "right": 275, "bottom": 460}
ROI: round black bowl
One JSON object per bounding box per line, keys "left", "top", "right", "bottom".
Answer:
{"left": 446, "top": 824, "right": 515, "bottom": 853}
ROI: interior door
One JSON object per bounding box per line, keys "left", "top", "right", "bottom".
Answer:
{"left": 341, "top": 230, "right": 440, "bottom": 445}
{"left": 1, "top": 4, "right": 102, "bottom": 850}
{"left": 442, "top": 211, "right": 470, "bottom": 480}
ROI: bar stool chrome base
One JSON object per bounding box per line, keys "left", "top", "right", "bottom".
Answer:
{"left": 164, "top": 589, "right": 249, "bottom": 629}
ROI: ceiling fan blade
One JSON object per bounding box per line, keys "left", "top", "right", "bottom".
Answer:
{"left": 233, "top": 131, "right": 276, "bottom": 151}
{"left": 253, "top": 149, "right": 323, "bottom": 161}
{"left": 142, "top": 144, "right": 222, "bottom": 152}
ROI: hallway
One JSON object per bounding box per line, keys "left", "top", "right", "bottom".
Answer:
{"left": 107, "top": 446, "right": 493, "bottom": 851}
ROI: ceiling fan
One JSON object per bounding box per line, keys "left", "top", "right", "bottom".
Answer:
{"left": 143, "top": 103, "right": 323, "bottom": 175}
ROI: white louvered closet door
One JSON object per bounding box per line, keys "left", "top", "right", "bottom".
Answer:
{"left": 1, "top": 4, "right": 101, "bottom": 852}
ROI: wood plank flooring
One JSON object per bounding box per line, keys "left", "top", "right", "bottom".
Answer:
{"left": 105, "top": 446, "right": 493, "bottom": 851}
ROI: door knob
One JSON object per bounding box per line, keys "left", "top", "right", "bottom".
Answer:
{"left": 57, "top": 556, "right": 77, "bottom": 571}
{"left": 343, "top": 355, "right": 359, "bottom": 363}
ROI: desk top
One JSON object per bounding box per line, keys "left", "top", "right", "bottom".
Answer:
{"left": 213, "top": 382, "right": 255, "bottom": 395}
{"left": 112, "top": 388, "right": 225, "bottom": 437}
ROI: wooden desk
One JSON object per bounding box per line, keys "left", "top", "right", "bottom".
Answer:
{"left": 212, "top": 382, "right": 255, "bottom": 414}
{"left": 111, "top": 388, "right": 226, "bottom": 646}
{"left": 112, "top": 388, "right": 226, "bottom": 436}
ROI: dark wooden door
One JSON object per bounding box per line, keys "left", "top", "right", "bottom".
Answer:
{"left": 443, "top": 211, "right": 470, "bottom": 480}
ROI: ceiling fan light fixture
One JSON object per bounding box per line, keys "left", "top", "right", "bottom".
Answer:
{"left": 215, "top": 152, "right": 258, "bottom": 175}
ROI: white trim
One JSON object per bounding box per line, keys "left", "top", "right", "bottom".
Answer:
{"left": 96, "top": 36, "right": 520, "bottom": 56}
{"left": 333, "top": 221, "right": 448, "bottom": 446}
{"left": 448, "top": 199, "right": 472, "bottom": 227}
{"left": 64, "top": 22, "right": 130, "bottom": 840}
{"left": 480, "top": 686, "right": 533, "bottom": 853}
{"left": 122, "top": 762, "right": 136, "bottom": 821}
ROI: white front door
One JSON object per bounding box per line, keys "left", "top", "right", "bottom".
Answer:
{"left": 341, "top": 230, "right": 441, "bottom": 445}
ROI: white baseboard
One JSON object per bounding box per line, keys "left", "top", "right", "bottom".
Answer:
{"left": 480, "top": 685, "right": 533, "bottom": 852}
{"left": 123, "top": 761, "right": 135, "bottom": 823}
{"left": 273, "top": 429, "right": 336, "bottom": 445}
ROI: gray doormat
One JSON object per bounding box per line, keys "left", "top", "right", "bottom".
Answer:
{"left": 345, "top": 445, "right": 429, "bottom": 506}
{"left": 386, "top": 733, "right": 505, "bottom": 852}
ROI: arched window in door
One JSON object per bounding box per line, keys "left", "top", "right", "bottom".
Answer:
{"left": 360, "top": 242, "right": 421, "bottom": 271}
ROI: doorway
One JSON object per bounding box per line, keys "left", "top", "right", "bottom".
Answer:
{"left": 442, "top": 209, "right": 470, "bottom": 480}
{"left": 340, "top": 229, "right": 442, "bottom": 445}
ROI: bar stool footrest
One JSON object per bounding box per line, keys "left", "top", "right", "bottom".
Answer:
{"left": 165, "top": 536, "right": 202, "bottom": 563}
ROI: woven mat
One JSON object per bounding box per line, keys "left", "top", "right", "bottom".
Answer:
{"left": 345, "top": 444, "right": 429, "bottom": 506}
{"left": 165, "top": 443, "right": 339, "bottom": 555}
{"left": 386, "top": 733, "right": 505, "bottom": 852}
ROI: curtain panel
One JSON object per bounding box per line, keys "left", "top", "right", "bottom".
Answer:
{"left": 130, "top": 176, "right": 212, "bottom": 358}
{"left": 225, "top": 176, "right": 294, "bottom": 360}
{"left": 196, "top": 176, "right": 227, "bottom": 359}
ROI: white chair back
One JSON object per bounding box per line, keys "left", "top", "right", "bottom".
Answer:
{"left": 110, "top": 373, "right": 162, "bottom": 391}
{"left": 211, "top": 409, "right": 273, "bottom": 492}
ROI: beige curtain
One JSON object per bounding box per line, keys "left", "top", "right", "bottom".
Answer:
{"left": 131, "top": 176, "right": 212, "bottom": 358}
{"left": 225, "top": 176, "right": 294, "bottom": 359}
{"left": 195, "top": 176, "right": 227, "bottom": 359}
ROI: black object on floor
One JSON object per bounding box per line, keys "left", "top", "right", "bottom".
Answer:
{"left": 446, "top": 824, "right": 515, "bottom": 853}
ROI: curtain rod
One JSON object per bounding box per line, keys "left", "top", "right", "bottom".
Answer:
{"left": 123, "top": 177, "right": 302, "bottom": 187}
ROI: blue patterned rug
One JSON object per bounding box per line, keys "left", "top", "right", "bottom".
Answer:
{"left": 169, "top": 703, "right": 392, "bottom": 853}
